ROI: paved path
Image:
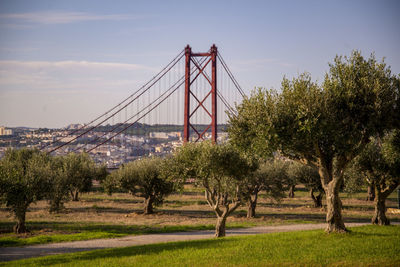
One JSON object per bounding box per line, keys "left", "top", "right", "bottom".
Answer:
{"left": 0, "top": 223, "right": 369, "bottom": 262}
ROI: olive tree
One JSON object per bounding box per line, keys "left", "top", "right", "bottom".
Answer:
{"left": 46, "top": 154, "right": 107, "bottom": 213}
{"left": 352, "top": 131, "right": 400, "bottom": 225}
{"left": 229, "top": 51, "right": 399, "bottom": 232}
{"left": 105, "top": 157, "right": 174, "bottom": 214}
{"left": 288, "top": 162, "right": 323, "bottom": 208}
{"left": 62, "top": 153, "right": 97, "bottom": 201}
{"left": 242, "top": 159, "right": 288, "bottom": 218}
{"left": 169, "top": 142, "right": 252, "bottom": 237}
{"left": 0, "top": 149, "right": 52, "bottom": 233}
{"left": 47, "top": 155, "right": 70, "bottom": 213}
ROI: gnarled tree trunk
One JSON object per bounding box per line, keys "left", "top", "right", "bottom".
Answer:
{"left": 14, "top": 208, "right": 28, "bottom": 234}
{"left": 215, "top": 215, "right": 227, "bottom": 237}
{"left": 324, "top": 182, "right": 346, "bottom": 233}
{"left": 143, "top": 196, "right": 154, "bottom": 215}
{"left": 288, "top": 185, "right": 295, "bottom": 198}
{"left": 310, "top": 188, "right": 323, "bottom": 208}
{"left": 372, "top": 190, "right": 389, "bottom": 225}
{"left": 246, "top": 192, "right": 258, "bottom": 218}
{"left": 319, "top": 174, "right": 347, "bottom": 233}
{"left": 70, "top": 190, "right": 79, "bottom": 201}
{"left": 246, "top": 200, "right": 256, "bottom": 218}
{"left": 366, "top": 183, "right": 375, "bottom": 201}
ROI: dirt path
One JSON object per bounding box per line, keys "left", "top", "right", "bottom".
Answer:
{"left": 0, "top": 223, "right": 369, "bottom": 262}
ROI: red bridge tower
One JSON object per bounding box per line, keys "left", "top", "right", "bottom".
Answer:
{"left": 183, "top": 44, "right": 218, "bottom": 143}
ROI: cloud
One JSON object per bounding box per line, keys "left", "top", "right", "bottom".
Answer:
{"left": 0, "top": 11, "right": 140, "bottom": 25}
{"left": 0, "top": 60, "right": 156, "bottom": 71}
{"left": 0, "top": 60, "right": 156, "bottom": 92}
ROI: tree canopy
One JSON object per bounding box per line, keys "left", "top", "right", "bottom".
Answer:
{"left": 229, "top": 51, "right": 399, "bottom": 232}
{"left": 168, "top": 142, "right": 253, "bottom": 237}
{"left": 0, "top": 148, "right": 52, "bottom": 233}
{"left": 105, "top": 157, "right": 174, "bottom": 214}
{"left": 352, "top": 130, "right": 400, "bottom": 225}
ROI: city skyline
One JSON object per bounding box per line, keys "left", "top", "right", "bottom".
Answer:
{"left": 0, "top": 0, "right": 399, "bottom": 128}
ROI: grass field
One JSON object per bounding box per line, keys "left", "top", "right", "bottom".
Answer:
{"left": 1, "top": 185, "right": 399, "bottom": 247}
{"left": 2, "top": 225, "right": 399, "bottom": 266}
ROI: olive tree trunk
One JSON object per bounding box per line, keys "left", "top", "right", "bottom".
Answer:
{"left": 205, "top": 189, "right": 240, "bottom": 238}
{"left": 13, "top": 208, "right": 28, "bottom": 234}
{"left": 246, "top": 200, "right": 256, "bottom": 218}
{"left": 372, "top": 191, "right": 389, "bottom": 225}
{"left": 143, "top": 196, "right": 154, "bottom": 215}
{"left": 324, "top": 182, "right": 346, "bottom": 232}
{"left": 366, "top": 183, "right": 375, "bottom": 201}
{"left": 371, "top": 182, "right": 399, "bottom": 225}
{"left": 70, "top": 190, "right": 79, "bottom": 201}
{"left": 288, "top": 185, "right": 295, "bottom": 198}
{"left": 246, "top": 193, "right": 258, "bottom": 218}
{"left": 310, "top": 188, "right": 323, "bottom": 208}
{"left": 215, "top": 216, "right": 227, "bottom": 237}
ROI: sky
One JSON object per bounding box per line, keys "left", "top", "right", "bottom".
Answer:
{"left": 0, "top": 0, "right": 399, "bottom": 128}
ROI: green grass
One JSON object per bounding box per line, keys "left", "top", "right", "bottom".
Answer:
{"left": 2, "top": 225, "right": 399, "bottom": 266}
{"left": 0, "top": 222, "right": 216, "bottom": 247}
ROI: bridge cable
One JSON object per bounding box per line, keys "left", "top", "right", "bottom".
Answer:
{"left": 76, "top": 56, "right": 208, "bottom": 153}
{"left": 217, "top": 52, "right": 246, "bottom": 98}
{"left": 42, "top": 49, "right": 184, "bottom": 151}
{"left": 47, "top": 51, "right": 184, "bottom": 153}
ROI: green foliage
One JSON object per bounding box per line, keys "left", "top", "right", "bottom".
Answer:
{"left": 46, "top": 153, "right": 103, "bottom": 212}
{"left": 61, "top": 153, "right": 97, "bottom": 201}
{"left": 288, "top": 162, "right": 321, "bottom": 192}
{"left": 46, "top": 156, "right": 70, "bottom": 213}
{"left": 244, "top": 159, "right": 288, "bottom": 201}
{"left": 7, "top": 225, "right": 400, "bottom": 267}
{"left": 168, "top": 142, "right": 253, "bottom": 236}
{"left": 352, "top": 130, "right": 400, "bottom": 224}
{"left": 228, "top": 89, "right": 278, "bottom": 159}
{"left": 0, "top": 148, "right": 52, "bottom": 233}
{"left": 342, "top": 163, "right": 366, "bottom": 195}
{"left": 353, "top": 131, "right": 400, "bottom": 190}
{"left": 170, "top": 142, "right": 252, "bottom": 206}
{"left": 229, "top": 50, "right": 399, "bottom": 231}
{"left": 104, "top": 157, "right": 174, "bottom": 213}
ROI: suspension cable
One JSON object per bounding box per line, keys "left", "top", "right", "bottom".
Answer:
{"left": 47, "top": 51, "right": 184, "bottom": 153}
{"left": 77, "top": 56, "right": 209, "bottom": 153}
{"left": 42, "top": 49, "right": 184, "bottom": 151}
{"left": 192, "top": 57, "right": 235, "bottom": 115}
{"left": 217, "top": 52, "right": 246, "bottom": 98}
{"left": 86, "top": 70, "right": 190, "bottom": 153}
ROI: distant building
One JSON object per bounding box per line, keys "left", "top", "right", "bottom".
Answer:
{"left": 66, "top": 124, "right": 83, "bottom": 130}
{"left": 149, "top": 132, "right": 182, "bottom": 139}
{"left": 149, "top": 132, "right": 169, "bottom": 139}
{"left": 0, "top": 127, "right": 13, "bottom": 136}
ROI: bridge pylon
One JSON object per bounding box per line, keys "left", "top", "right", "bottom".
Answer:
{"left": 183, "top": 44, "right": 218, "bottom": 143}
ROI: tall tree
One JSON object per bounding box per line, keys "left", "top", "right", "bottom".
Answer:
{"left": 229, "top": 51, "right": 399, "bottom": 232}
{"left": 168, "top": 142, "right": 252, "bottom": 237}
{"left": 105, "top": 157, "right": 174, "bottom": 214}
{"left": 353, "top": 131, "right": 400, "bottom": 225}
{"left": 0, "top": 149, "right": 52, "bottom": 233}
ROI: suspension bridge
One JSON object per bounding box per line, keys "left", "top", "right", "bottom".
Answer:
{"left": 40, "top": 45, "right": 246, "bottom": 166}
